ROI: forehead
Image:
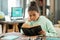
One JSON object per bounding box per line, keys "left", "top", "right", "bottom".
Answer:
{"left": 28, "top": 11, "right": 38, "bottom": 14}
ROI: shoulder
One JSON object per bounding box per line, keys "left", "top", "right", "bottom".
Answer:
{"left": 39, "top": 15, "right": 47, "bottom": 20}
{"left": 40, "top": 15, "right": 46, "bottom": 18}
{"left": 39, "top": 16, "right": 52, "bottom": 22}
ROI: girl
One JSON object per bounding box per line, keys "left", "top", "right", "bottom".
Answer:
{"left": 22, "top": 1, "right": 57, "bottom": 37}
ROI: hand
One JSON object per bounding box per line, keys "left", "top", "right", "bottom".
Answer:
{"left": 28, "top": 17, "right": 31, "bottom": 22}
{"left": 22, "top": 23, "right": 31, "bottom": 28}
{"left": 39, "top": 30, "right": 46, "bottom": 36}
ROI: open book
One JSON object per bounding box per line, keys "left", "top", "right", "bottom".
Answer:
{"left": 22, "top": 25, "right": 42, "bottom": 36}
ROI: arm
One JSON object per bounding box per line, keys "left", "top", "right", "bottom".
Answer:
{"left": 22, "top": 17, "right": 32, "bottom": 28}
{"left": 21, "top": 20, "right": 32, "bottom": 34}
{"left": 22, "top": 23, "right": 31, "bottom": 28}
{"left": 39, "top": 16, "right": 57, "bottom": 36}
{"left": 45, "top": 19, "right": 57, "bottom": 37}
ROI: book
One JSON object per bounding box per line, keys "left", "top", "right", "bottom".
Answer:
{"left": 22, "top": 25, "right": 42, "bottom": 36}
{"left": 1, "top": 35, "right": 19, "bottom": 40}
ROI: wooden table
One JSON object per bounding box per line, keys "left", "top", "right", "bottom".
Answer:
{"left": 0, "top": 21, "right": 24, "bottom": 33}
{"left": 0, "top": 32, "right": 45, "bottom": 40}
{"left": 3, "top": 23, "right": 19, "bottom": 33}
{"left": 0, "top": 32, "right": 60, "bottom": 40}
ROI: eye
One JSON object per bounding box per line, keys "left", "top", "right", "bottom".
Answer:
{"left": 33, "top": 14, "right": 36, "bottom": 16}
{"left": 29, "top": 15, "right": 32, "bottom": 17}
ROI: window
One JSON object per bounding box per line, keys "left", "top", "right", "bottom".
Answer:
{"left": 46, "top": 0, "right": 50, "bottom": 16}
{"left": 8, "top": 0, "right": 23, "bottom": 16}
{"left": 25, "top": 0, "right": 31, "bottom": 18}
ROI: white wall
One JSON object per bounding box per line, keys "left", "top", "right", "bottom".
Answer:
{"left": 55, "top": 0, "right": 60, "bottom": 23}
{"left": 1, "top": 0, "right": 8, "bottom": 15}
{"left": 0, "top": 0, "right": 1, "bottom": 11}
{"left": 0, "top": 0, "right": 8, "bottom": 15}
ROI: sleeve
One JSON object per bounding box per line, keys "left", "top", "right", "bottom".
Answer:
{"left": 45, "top": 18, "right": 57, "bottom": 37}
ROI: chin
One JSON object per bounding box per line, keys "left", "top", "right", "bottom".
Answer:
{"left": 32, "top": 20, "right": 36, "bottom": 21}
{"left": 31, "top": 19, "right": 36, "bottom": 21}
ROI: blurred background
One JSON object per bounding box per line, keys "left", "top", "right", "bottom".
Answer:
{"left": 0, "top": 0, "right": 60, "bottom": 35}
{"left": 0, "top": 0, "right": 60, "bottom": 24}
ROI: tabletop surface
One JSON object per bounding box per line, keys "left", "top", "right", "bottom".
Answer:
{"left": 0, "top": 32, "right": 38, "bottom": 40}
{"left": 0, "top": 32, "right": 60, "bottom": 40}
{"left": 0, "top": 20, "right": 25, "bottom": 23}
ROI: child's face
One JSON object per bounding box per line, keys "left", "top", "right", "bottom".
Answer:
{"left": 28, "top": 11, "right": 40, "bottom": 21}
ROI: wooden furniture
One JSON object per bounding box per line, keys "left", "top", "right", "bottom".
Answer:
{"left": 0, "top": 21, "right": 24, "bottom": 33}
{"left": 2, "top": 23, "right": 19, "bottom": 33}
{"left": 0, "top": 32, "right": 60, "bottom": 40}
{"left": 0, "top": 32, "right": 45, "bottom": 40}
{"left": 0, "top": 24, "right": 2, "bottom": 34}
{"left": 0, "top": 32, "right": 37, "bottom": 40}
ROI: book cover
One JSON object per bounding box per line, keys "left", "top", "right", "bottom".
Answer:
{"left": 22, "top": 25, "right": 42, "bottom": 36}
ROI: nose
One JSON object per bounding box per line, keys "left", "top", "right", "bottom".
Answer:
{"left": 30, "top": 16, "right": 34, "bottom": 20}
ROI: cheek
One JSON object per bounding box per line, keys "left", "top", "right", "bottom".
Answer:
{"left": 36, "top": 14, "right": 40, "bottom": 18}
{"left": 35, "top": 16, "right": 38, "bottom": 19}
{"left": 30, "top": 16, "right": 35, "bottom": 20}
{"left": 34, "top": 15, "right": 39, "bottom": 20}
{"left": 33, "top": 16, "right": 37, "bottom": 20}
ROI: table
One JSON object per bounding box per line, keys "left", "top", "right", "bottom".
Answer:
{"left": 0, "top": 32, "right": 44, "bottom": 40}
{"left": 0, "top": 32, "right": 60, "bottom": 40}
{"left": 0, "top": 21, "right": 24, "bottom": 33}
{"left": 0, "top": 32, "right": 36, "bottom": 40}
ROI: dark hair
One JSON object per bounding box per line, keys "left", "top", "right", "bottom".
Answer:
{"left": 28, "top": 6, "right": 40, "bottom": 13}
{"left": 28, "top": 1, "right": 40, "bottom": 13}
{"left": 30, "top": 1, "right": 37, "bottom": 6}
